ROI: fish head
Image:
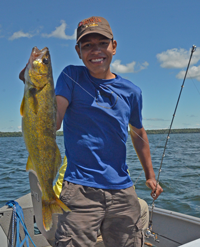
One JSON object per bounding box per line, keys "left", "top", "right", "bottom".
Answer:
{"left": 25, "top": 47, "right": 52, "bottom": 88}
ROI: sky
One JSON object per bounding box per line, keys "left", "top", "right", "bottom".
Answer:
{"left": 1, "top": 0, "right": 200, "bottom": 132}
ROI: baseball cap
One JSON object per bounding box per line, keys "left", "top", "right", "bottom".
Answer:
{"left": 76, "top": 16, "right": 113, "bottom": 43}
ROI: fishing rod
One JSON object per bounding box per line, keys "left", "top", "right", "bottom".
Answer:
{"left": 146, "top": 44, "right": 196, "bottom": 242}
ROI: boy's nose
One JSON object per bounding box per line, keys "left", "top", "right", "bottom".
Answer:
{"left": 91, "top": 44, "right": 101, "bottom": 53}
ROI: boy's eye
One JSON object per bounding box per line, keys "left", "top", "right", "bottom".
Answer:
{"left": 100, "top": 40, "right": 110, "bottom": 47}
{"left": 100, "top": 41, "right": 108, "bottom": 45}
{"left": 82, "top": 43, "right": 91, "bottom": 47}
{"left": 81, "top": 40, "right": 110, "bottom": 50}
{"left": 81, "top": 43, "right": 91, "bottom": 50}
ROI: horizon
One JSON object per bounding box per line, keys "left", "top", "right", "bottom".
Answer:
{"left": 1, "top": 127, "right": 200, "bottom": 134}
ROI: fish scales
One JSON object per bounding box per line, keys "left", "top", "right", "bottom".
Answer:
{"left": 20, "top": 47, "right": 70, "bottom": 231}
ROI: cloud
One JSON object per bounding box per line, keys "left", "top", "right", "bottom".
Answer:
{"left": 111, "top": 60, "right": 149, "bottom": 73}
{"left": 9, "top": 31, "right": 34, "bottom": 40}
{"left": 157, "top": 47, "right": 200, "bottom": 69}
{"left": 42, "top": 20, "right": 76, "bottom": 40}
{"left": 176, "top": 65, "right": 200, "bottom": 81}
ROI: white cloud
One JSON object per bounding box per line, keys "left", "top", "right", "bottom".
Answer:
{"left": 176, "top": 65, "right": 200, "bottom": 81}
{"left": 111, "top": 60, "right": 149, "bottom": 73}
{"left": 42, "top": 20, "right": 76, "bottom": 40}
{"left": 157, "top": 47, "right": 200, "bottom": 69}
{"left": 9, "top": 31, "right": 34, "bottom": 40}
{"left": 140, "top": 61, "right": 149, "bottom": 70}
{"left": 111, "top": 60, "right": 136, "bottom": 73}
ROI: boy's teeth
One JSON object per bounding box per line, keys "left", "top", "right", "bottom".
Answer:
{"left": 91, "top": 58, "right": 103, "bottom": 62}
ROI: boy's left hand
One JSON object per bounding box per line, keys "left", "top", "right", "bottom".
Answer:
{"left": 145, "top": 178, "right": 163, "bottom": 200}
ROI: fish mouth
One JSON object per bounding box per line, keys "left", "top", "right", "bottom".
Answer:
{"left": 30, "top": 47, "right": 50, "bottom": 75}
{"left": 31, "top": 47, "right": 49, "bottom": 71}
{"left": 32, "top": 47, "right": 48, "bottom": 58}
{"left": 25, "top": 47, "right": 51, "bottom": 88}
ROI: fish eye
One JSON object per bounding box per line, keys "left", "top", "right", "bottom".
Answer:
{"left": 43, "top": 58, "right": 49, "bottom": 64}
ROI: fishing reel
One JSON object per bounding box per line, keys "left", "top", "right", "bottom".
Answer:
{"left": 145, "top": 228, "right": 159, "bottom": 243}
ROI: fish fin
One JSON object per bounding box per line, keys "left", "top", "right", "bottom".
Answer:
{"left": 55, "top": 197, "right": 70, "bottom": 213}
{"left": 20, "top": 96, "right": 25, "bottom": 116}
{"left": 26, "top": 156, "right": 34, "bottom": 171}
{"left": 32, "top": 100, "right": 39, "bottom": 115}
{"left": 53, "top": 156, "right": 67, "bottom": 198}
{"left": 42, "top": 196, "right": 70, "bottom": 231}
{"left": 29, "top": 88, "right": 39, "bottom": 115}
{"left": 31, "top": 96, "right": 39, "bottom": 115}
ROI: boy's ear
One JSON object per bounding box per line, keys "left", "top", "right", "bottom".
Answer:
{"left": 112, "top": 40, "right": 117, "bottom": 55}
{"left": 75, "top": 45, "right": 82, "bottom": 59}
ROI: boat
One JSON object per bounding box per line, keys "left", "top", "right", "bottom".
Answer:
{"left": 0, "top": 171, "right": 200, "bottom": 247}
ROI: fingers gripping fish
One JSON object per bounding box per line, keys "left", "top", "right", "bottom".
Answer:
{"left": 20, "top": 47, "right": 70, "bottom": 231}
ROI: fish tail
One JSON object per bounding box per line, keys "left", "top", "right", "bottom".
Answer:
{"left": 42, "top": 196, "right": 70, "bottom": 231}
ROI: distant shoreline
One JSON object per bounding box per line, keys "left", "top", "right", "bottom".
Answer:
{"left": 1, "top": 128, "right": 200, "bottom": 137}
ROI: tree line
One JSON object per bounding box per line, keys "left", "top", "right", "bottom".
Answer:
{"left": 0, "top": 131, "right": 63, "bottom": 137}
{"left": 1, "top": 129, "right": 200, "bottom": 137}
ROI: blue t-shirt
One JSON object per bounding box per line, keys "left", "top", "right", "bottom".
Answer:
{"left": 55, "top": 65, "right": 143, "bottom": 189}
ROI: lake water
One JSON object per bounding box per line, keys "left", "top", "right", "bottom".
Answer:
{"left": 0, "top": 133, "right": 199, "bottom": 218}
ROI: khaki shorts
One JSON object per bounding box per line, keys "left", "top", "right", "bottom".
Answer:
{"left": 55, "top": 182, "right": 144, "bottom": 247}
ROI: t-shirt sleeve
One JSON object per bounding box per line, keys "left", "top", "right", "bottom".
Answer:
{"left": 55, "top": 66, "right": 75, "bottom": 104}
{"left": 129, "top": 91, "right": 143, "bottom": 129}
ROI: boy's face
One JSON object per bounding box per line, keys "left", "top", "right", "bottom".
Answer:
{"left": 75, "top": 33, "right": 117, "bottom": 79}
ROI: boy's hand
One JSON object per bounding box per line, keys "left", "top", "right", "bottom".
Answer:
{"left": 145, "top": 178, "right": 163, "bottom": 200}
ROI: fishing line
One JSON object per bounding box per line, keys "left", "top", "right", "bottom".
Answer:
{"left": 186, "top": 70, "right": 200, "bottom": 96}
{"left": 62, "top": 71, "right": 97, "bottom": 100}
{"left": 62, "top": 50, "right": 199, "bottom": 183}
{"left": 188, "top": 71, "right": 200, "bottom": 95}
{"left": 132, "top": 127, "right": 170, "bottom": 187}
{"left": 148, "top": 45, "right": 197, "bottom": 238}
{"left": 192, "top": 80, "right": 200, "bottom": 95}
{"left": 155, "top": 233, "right": 182, "bottom": 245}
{"left": 62, "top": 69, "right": 175, "bottom": 186}
{"left": 63, "top": 70, "right": 119, "bottom": 109}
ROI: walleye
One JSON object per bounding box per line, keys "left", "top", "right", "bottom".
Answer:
{"left": 20, "top": 47, "right": 70, "bottom": 231}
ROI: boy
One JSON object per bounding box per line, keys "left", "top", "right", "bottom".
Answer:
{"left": 55, "top": 16, "right": 162, "bottom": 247}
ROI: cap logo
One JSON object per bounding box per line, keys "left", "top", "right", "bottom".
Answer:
{"left": 83, "top": 17, "right": 102, "bottom": 26}
{"left": 85, "top": 23, "right": 98, "bottom": 28}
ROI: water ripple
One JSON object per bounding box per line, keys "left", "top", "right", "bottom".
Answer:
{"left": 0, "top": 134, "right": 199, "bottom": 218}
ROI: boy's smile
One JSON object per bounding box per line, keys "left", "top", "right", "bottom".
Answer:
{"left": 75, "top": 33, "right": 117, "bottom": 80}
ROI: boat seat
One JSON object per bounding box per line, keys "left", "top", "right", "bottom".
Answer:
{"left": 29, "top": 171, "right": 58, "bottom": 246}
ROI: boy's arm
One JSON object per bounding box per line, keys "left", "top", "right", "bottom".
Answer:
{"left": 129, "top": 124, "right": 163, "bottom": 200}
{"left": 56, "top": 95, "right": 69, "bottom": 130}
